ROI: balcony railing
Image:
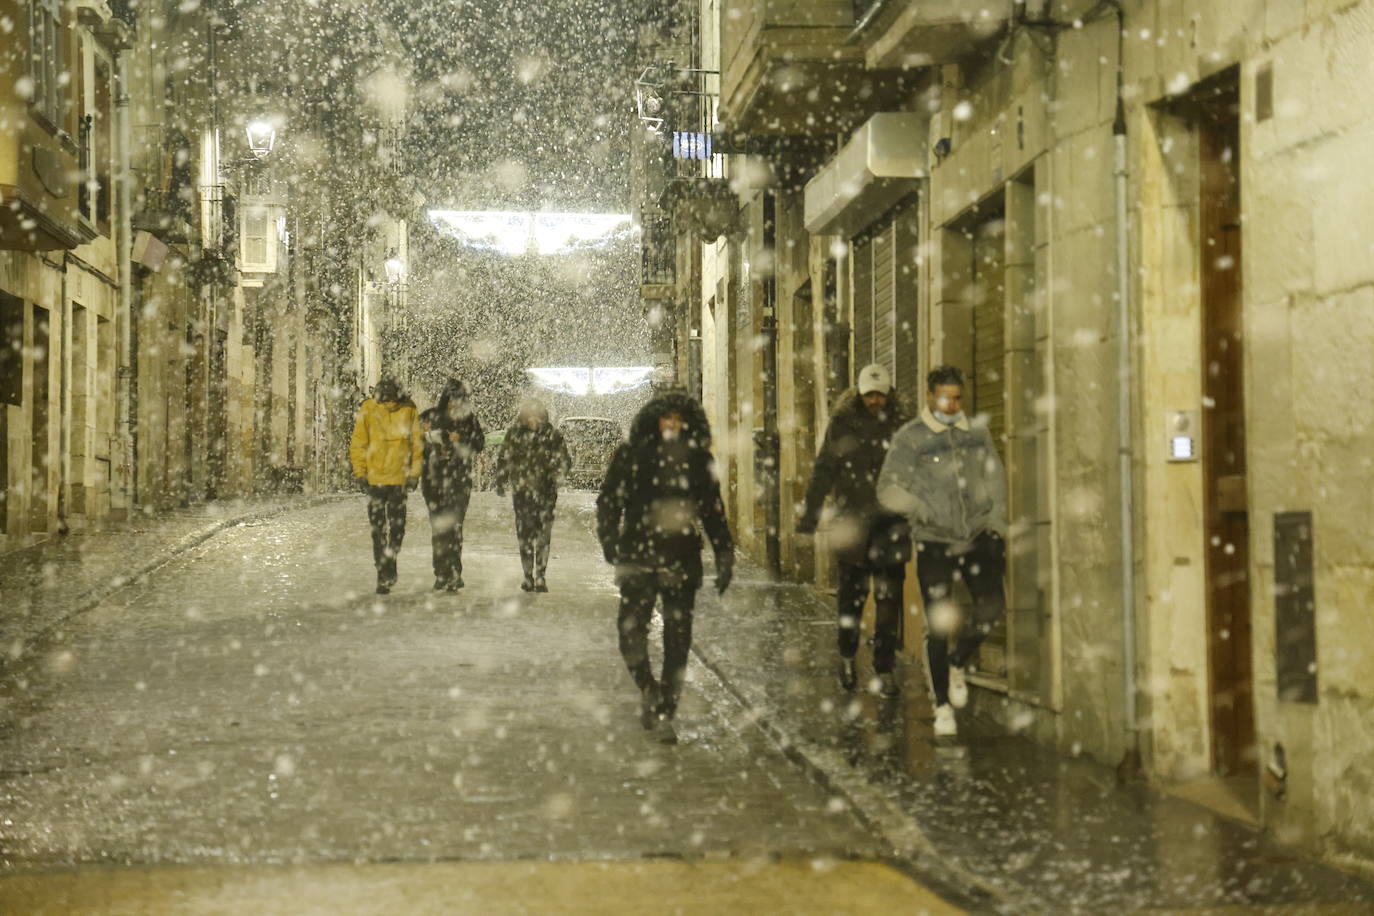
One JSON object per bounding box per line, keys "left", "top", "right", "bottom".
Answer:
{"left": 109, "top": 0, "right": 136, "bottom": 27}
{"left": 199, "top": 184, "right": 238, "bottom": 259}
{"left": 637, "top": 65, "right": 728, "bottom": 182}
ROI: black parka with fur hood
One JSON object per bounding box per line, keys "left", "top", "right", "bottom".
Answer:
{"left": 799, "top": 387, "right": 911, "bottom": 568}
{"left": 419, "top": 379, "right": 485, "bottom": 503}
{"left": 596, "top": 390, "right": 733, "bottom": 585}
{"left": 495, "top": 404, "right": 572, "bottom": 497}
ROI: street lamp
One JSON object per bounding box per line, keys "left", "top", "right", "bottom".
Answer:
{"left": 383, "top": 251, "right": 405, "bottom": 283}
{"left": 246, "top": 121, "right": 276, "bottom": 158}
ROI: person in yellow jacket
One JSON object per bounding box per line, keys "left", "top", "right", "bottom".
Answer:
{"left": 349, "top": 377, "right": 424, "bottom": 594}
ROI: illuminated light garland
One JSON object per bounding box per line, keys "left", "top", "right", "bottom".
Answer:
{"left": 429, "top": 210, "right": 633, "bottom": 255}
{"left": 525, "top": 367, "right": 654, "bottom": 396}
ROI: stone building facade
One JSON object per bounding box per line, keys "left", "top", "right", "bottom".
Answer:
{"left": 635, "top": 0, "right": 1374, "bottom": 871}
{"left": 1, "top": 0, "right": 405, "bottom": 548}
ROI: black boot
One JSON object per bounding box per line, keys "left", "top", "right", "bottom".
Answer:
{"left": 653, "top": 711, "right": 678, "bottom": 745}
{"left": 519, "top": 544, "right": 535, "bottom": 591}
{"left": 639, "top": 683, "right": 661, "bottom": 730}
{"left": 534, "top": 542, "right": 549, "bottom": 591}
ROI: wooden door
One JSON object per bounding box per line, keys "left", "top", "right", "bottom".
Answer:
{"left": 29, "top": 306, "right": 51, "bottom": 533}
{"left": 1199, "top": 84, "right": 1255, "bottom": 777}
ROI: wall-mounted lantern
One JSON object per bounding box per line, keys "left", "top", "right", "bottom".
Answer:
{"left": 246, "top": 121, "right": 277, "bottom": 159}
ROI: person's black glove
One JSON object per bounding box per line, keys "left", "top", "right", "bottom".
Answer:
{"left": 796, "top": 514, "right": 818, "bottom": 536}
{"left": 405, "top": 476, "right": 419, "bottom": 493}
{"left": 355, "top": 477, "right": 369, "bottom": 494}
{"left": 714, "top": 557, "right": 733, "bottom": 595}
{"left": 601, "top": 544, "right": 618, "bottom": 566}
{"left": 495, "top": 485, "right": 506, "bottom": 498}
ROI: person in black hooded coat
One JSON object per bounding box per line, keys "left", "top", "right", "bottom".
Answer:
{"left": 596, "top": 388, "right": 733, "bottom": 744}
{"left": 494, "top": 399, "right": 572, "bottom": 592}
{"left": 419, "top": 379, "right": 485, "bottom": 591}
{"left": 797, "top": 363, "right": 911, "bottom": 696}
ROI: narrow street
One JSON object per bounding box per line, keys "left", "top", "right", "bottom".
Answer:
{"left": 0, "top": 493, "right": 946, "bottom": 913}
{"left": 2, "top": 495, "right": 1371, "bottom": 913}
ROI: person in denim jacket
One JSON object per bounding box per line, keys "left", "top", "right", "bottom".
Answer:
{"left": 878, "top": 365, "right": 1007, "bottom": 738}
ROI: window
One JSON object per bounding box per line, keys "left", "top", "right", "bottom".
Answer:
{"left": 28, "top": 0, "right": 65, "bottom": 129}
{"left": 240, "top": 207, "right": 277, "bottom": 273}
{"left": 79, "top": 39, "right": 113, "bottom": 232}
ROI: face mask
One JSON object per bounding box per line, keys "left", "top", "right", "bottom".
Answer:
{"left": 934, "top": 410, "right": 963, "bottom": 426}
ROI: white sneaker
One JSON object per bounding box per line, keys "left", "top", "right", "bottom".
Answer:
{"left": 934, "top": 704, "right": 958, "bottom": 738}
{"left": 948, "top": 665, "right": 969, "bottom": 709}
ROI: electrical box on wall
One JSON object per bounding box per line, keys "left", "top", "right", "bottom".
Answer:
{"left": 1166, "top": 410, "right": 1200, "bottom": 462}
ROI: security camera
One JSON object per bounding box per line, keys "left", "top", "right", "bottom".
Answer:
{"left": 933, "top": 137, "right": 952, "bottom": 158}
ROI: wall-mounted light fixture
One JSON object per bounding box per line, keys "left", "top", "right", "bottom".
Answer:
{"left": 246, "top": 120, "right": 277, "bottom": 158}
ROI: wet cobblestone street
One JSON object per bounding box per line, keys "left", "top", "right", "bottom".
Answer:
{"left": 1, "top": 493, "right": 1371, "bottom": 913}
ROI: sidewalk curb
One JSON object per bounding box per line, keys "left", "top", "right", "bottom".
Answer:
{"left": 571, "top": 511, "right": 1024, "bottom": 909}
{"left": 690, "top": 642, "right": 1023, "bottom": 913}
{"left": 8, "top": 494, "right": 348, "bottom": 664}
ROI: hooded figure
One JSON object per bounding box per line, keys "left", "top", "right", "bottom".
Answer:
{"left": 350, "top": 377, "right": 423, "bottom": 594}
{"left": 495, "top": 399, "right": 572, "bottom": 592}
{"left": 797, "top": 363, "right": 911, "bottom": 696}
{"left": 418, "top": 378, "right": 486, "bottom": 591}
{"left": 596, "top": 389, "right": 733, "bottom": 745}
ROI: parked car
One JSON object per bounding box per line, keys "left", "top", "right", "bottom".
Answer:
{"left": 557, "top": 416, "right": 623, "bottom": 489}
{"left": 473, "top": 428, "right": 506, "bottom": 491}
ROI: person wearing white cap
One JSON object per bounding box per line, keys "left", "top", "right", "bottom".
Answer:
{"left": 877, "top": 364, "right": 1008, "bottom": 739}
{"left": 797, "top": 363, "right": 912, "bottom": 697}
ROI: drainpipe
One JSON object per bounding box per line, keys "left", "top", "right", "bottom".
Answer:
{"left": 1107, "top": 0, "right": 1142, "bottom": 778}
{"left": 845, "top": 0, "right": 893, "bottom": 44}
{"left": 115, "top": 51, "right": 138, "bottom": 509}
{"left": 57, "top": 252, "right": 70, "bottom": 534}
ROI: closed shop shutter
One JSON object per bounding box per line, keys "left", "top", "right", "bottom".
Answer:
{"left": 893, "top": 202, "right": 920, "bottom": 397}
{"left": 852, "top": 234, "right": 874, "bottom": 371}
{"left": 872, "top": 221, "right": 895, "bottom": 377}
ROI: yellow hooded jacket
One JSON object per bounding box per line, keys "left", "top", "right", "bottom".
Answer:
{"left": 350, "top": 398, "right": 423, "bottom": 486}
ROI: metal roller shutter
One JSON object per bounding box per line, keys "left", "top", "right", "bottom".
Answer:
{"left": 893, "top": 202, "right": 920, "bottom": 397}
{"left": 872, "top": 221, "right": 895, "bottom": 378}
{"left": 852, "top": 235, "right": 874, "bottom": 373}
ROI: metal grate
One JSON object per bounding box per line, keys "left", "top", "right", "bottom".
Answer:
{"left": 1274, "top": 511, "right": 1318, "bottom": 704}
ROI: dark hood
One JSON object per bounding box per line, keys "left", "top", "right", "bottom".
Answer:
{"left": 628, "top": 389, "right": 712, "bottom": 449}
{"left": 435, "top": 378, "right": 471, "bottom": 416}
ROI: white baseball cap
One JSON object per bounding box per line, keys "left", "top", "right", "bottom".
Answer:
{"left": 857, "top": 363, "right": 892, "bottom": 395}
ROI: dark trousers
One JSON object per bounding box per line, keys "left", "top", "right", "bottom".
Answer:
{"left": 616, "top": 565, "right": 697, "bottom": 717}
{"left": 367, "top": 485, "right": 408, "bottom": 583}
{"left": 513, "top": 488, "right": 556, "bottom": 582}
{"left": 915, "top": 531, "right": 1007, "bottom": 706}
{"left": 836, "top": 562, "right": 905, "bottom": 674}
{"left": 427, "top": 489, "right": 471, "bottom": 584}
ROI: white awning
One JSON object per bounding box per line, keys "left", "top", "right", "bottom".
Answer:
{"left": 803, "top": 113, "right": 927, "bottom": 238}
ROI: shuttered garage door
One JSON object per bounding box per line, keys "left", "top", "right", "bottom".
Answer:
{"left": 852, "top": 234, "right": 874, "bottom": 371}
{"left": 873, "top": 223, "right": 895, "bottom": 376}
{"left": 893, "top": 204, "right": 920, "bottom": 396}
{"left": 850, "top": 199, "right": 919, "bottom": 390}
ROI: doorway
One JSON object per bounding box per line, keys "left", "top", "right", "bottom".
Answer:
{"left": 1198, "top": 74, "right": 1255, "bottom": 778}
